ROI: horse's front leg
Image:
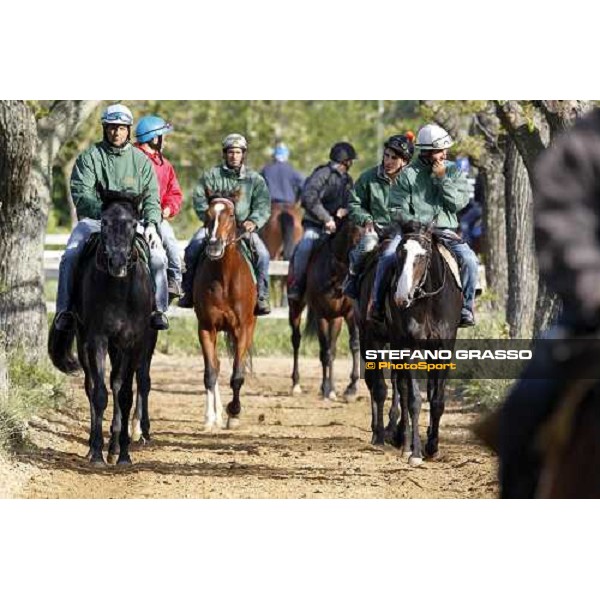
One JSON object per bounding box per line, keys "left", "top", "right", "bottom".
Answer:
{"left": 385, "top": 371, "right": 401, "bottom": 445}
{"left": 116, "top": 363, "right": 137, "bottom": 466}
{"left": 86, "top": 337, "right": 109, "bottom": 466}
{"left": 425, "top": 372, "right": 448, "bottom": 459}
{"left": 108, "top": 347, "right": 123, "bottom": 464}
{"left": 132, "top": 331, "right": 157, "bottom": 444}
{"left": 407, "top": 372, "right": 423, "bottom": 466}
{"left": 227, "top": 325, "right": 252, "bottom": 430}
{"left": 289, "top": 298, "right": 304, "bottom": 395}
{"left": 343, "top": 312, "right": 360, "bottom": 399}
{"left": 199, "top": 328, "right": 221, "bottom": 432}
{"left": 324, "top": 317, "right": 342, "bottom": 400}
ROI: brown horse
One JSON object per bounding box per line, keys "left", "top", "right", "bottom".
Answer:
{"left": 192, "top": 192, "right": 257, "bottom": 431}
{"left": 260, "top": 202, "right": 303, "bottom": 260}
{"left": 288, "top": 217, "right": 362, "bottom": 400}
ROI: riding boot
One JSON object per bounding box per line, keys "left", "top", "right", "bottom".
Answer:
{"left": 178, "top": 248, "right": 202, "bottom": 308}
{"left": 255, "top": 273, "right": 271, "bottom": 316}
{"left": 150, "top": 311, "right": 169, "bottom": 331}
{"left": 368, "top": 263, "right": 393, "bottom": 323}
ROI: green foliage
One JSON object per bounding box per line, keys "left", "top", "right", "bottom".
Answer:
{"left": 0, "top": 353, "right": 68, "bottom": 452}
{"left": 50, "top": 101, "right": 421, "bottom": 239}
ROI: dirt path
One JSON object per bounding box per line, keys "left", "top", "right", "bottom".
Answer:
{"left": 16, "top": 354, "right": 498, "bottom": 498}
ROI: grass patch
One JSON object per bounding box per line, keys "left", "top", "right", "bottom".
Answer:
{"left": 0, "top": 353, "right": 68, "bottom": 453}
{"left": 156, "top": 314, "right": 351, "bottom": 358}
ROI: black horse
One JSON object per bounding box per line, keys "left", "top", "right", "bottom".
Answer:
{"left": 361, "top": 221, "right": 462, "bottom": 465}
{"left": 48, "top": 189, "right": 156, "bottom": 466}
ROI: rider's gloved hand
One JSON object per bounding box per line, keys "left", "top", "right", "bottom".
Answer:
{"left": 144, "top": 224, "right": 160, "bottom": 250}
{"left": 242, "top": 220, "right": 256, "bottom": 233}
{"left": 324, "top": 219, "right": 337, "bottom": 234}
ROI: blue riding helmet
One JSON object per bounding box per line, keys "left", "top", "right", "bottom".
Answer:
{"left": 273, "top": 143, "right": 290, "bottom": 162}
{"left": 135, "top": 115, "right": 174, "bottom": 143}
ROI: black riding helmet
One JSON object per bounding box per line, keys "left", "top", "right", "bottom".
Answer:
{"left": 384, "top": 134, "right": 415, "bottom": 162}
{"left": 329, "top": 142, "right": 357, "bottom": 163}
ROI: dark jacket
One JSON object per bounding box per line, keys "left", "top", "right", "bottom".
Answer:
{"left": 301, "top": 161, "right": 353, "bottom": 227}
{"left": 534, "top": 108, "right": 600, "bottom": 324}
{"left": 261, "top": 161, "right": 304, "bottom": 204}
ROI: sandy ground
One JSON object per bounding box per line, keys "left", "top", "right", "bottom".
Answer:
{"left": 10, "top": 354, "right": 498, "bottom": 499}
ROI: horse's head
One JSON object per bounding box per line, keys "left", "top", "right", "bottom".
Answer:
{"left": 393, "top": 220, "right": 434, "bottom": 309}
{"left": 204, "top": 188, "right": 240, "bottom": 261}
{"left": 99, "top": 187, "right": 143, "bottom": 277}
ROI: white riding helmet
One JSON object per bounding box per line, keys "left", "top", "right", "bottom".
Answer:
{"left": 222, "top": 133, "right": 248, "bottom": 151}
{"left": 415, "top": 124, "right": 453, "bottom": 150}
{"left": 101, "top": 104, "right": 134, "bottom": 126}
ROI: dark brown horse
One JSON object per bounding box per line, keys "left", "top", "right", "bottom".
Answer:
{"left": 260, "top": 202, "right": 303, "bottom": 260}
{"left": 476, "top": 363, "right": 600, "bottom": 498}
{"left": 192, "top": 192, "right": 257, "bottom": 430}
{"left": 362, "top": 222, "right": 462, "bottom": 465}
{"left": 288, "top": 217, "right": 362, "bottom": 400}
{"left": 48, "top": 189, "right": 155, "bottom": 466}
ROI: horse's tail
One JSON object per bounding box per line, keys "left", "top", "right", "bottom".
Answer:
{"left": 304, "top": 306, "right": 318, "bottom": 339}
{"left": 48, "top": 321, "right": 80, "bottom": 374}
{"left": 223, "top": 332, "right": 254, "bottom": 375}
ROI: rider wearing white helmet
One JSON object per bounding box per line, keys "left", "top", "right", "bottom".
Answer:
{"left": 381, "top": 123, "right": 478, "bottom": 327}
{"left": 179, "top": 133, "right": 273, "bottom": 315}
{"left": 53, "top": 103, "right": 170, "bottom": 332}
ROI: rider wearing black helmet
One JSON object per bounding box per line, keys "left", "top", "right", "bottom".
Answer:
{"left": 344, "top": 134, "right": 414, "bottom": 300}
{"left": 287, "top": 141, "right": 357, "bottom": 301}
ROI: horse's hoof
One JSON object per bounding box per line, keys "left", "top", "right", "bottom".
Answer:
{"left": 322, "top": 390, "right": 336, "bottom": 401}
{"left": 408, "top": 455, "right": 423, "bottom": 467}
{"left": 203, "top": 422, "right": 216, "bottom": 433}
{"left": 291, "top": 384, "right": 302, "bottom": 396}
{"left": 117, "top": 455, "right": 132, "bottom": 466}
{"left": 89, "top": 457, "right": 106, "bottom": 468}
{"left": 107, "top": 453, "right": 118, "bottom": 465}
{"left": 227, "top": 416, "right": 241, "bottom": 430}
{"left": 343, "top": 388, "right": 357, "bottom": 401}
{"left": 371, "top": 434, "right": 385, "bottom": 446}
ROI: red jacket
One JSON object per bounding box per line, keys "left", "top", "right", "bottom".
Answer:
{"left": 135, "top": 144, "right": 183, "bottom": 217}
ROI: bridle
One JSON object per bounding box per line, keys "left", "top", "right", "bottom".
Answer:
{"left": 397, "top": 232, "right": 446, "bottom": 301}
{"left": 206, "top": 197, "right": 248, "bottom": 258}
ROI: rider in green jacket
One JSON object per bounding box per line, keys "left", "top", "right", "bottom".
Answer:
{"left": 344, "top": 134, "right": 415, "bottom": 300}
{"left": 179, "top": 133, "right": 273, "bottom": 315}
{"left": 379, "top": 123, "right": 478, "bottom": 327}
{"left": 54, "top": 103, "right": 169, "bottom": 332}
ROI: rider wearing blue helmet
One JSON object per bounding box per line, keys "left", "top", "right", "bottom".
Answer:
{"left": 135, "top": 115, "right": 184, "bottom": 299}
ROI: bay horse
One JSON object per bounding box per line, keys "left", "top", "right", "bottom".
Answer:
{"left": 48, "top": 189, "right": 156, "bottom": 466}
{"left": 288, "top": 216, "right": 362, "bottom": 400}
{"left": 260, "top": 202, "right": 303, "bottom": 260}
{"left": 192, "top": 190, "right": 257, "bottom": 430}
{"left": 364, "top": 221, "right": 462, "bottom": 465}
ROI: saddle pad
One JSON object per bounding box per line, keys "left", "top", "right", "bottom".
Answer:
{"left": 237, "top": 239, "right": 258, "bottom": 285}
{"left": 437, "top": 243, "right": 462, "bottom": 290}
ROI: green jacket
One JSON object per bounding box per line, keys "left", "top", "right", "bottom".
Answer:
{"left": 192, "top": 164, "right": 271, "bottom": 228}
{"left": 349, "top": 164, "right": 395, "bottom": 228}
{"left": 389, "top": 157, "right": 470, "bottom": 229}
{"left": 70, "top": 141, "right": 161, "bottom": 227}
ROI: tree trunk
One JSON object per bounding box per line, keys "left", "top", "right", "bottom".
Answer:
{"left": 0, "top": 101, "right": 44, "bottom": 359}
{"left": 0, "top": 100, "right": 98, "bottom": 359}
{"left": 479, "top": 150, "right": 507, "bottom": 315}
{"left": 504, "top": 138, "right": 537, "bottom": 338}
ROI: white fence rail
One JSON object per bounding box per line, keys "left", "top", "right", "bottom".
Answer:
{"left": 44, "top": 233, "right": 486, "bottom": 291}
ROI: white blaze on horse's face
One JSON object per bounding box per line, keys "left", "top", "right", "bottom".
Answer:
{"left": 394, "top": 238, "right": 427, "bottom": 308}
{"left": 210, "top": 202, "right": 226, "bottom": 242}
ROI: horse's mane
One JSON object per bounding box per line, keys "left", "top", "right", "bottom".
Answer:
{"left": 205, "top": 187, "right": 242, "bottom": 203}
{"left": 98, "top": 187, "right": 146, "bottom": 219}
